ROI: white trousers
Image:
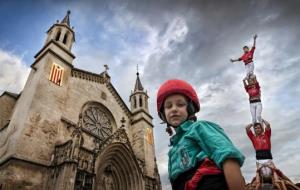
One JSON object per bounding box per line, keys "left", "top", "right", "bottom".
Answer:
{"left": 245, "top": 62, "right": 254, "bottom": 79}
{"left": 250, "top": 102, "right": 262, "bottom": 123}
{"left": 256, "top": 159, "right": 274, "bottom": 177}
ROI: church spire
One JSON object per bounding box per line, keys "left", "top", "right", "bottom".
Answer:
{"left": 130, "top": 65, "right": 149, "bottom": 113}
{"left": 61, "top": 10, "right": 71, "bottom": 26}
{"left": 134, "top": 70, "right": 144, "bottom": 92}
{"left": 43, "top": 10, "right": 75, "bottom": 52}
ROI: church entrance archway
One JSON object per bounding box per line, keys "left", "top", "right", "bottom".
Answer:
{"left": 94, "top": 143, "right": 143, "bottom": 190}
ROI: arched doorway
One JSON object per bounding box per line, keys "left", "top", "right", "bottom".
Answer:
{"left": 94, "top": 143, "right": 143, "bottom": 190}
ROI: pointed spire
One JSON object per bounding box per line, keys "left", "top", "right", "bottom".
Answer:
{"left": 61, "top": 10, "right": 71, "bottom": 26}
{"left": 134, "top": 65, "right": 144, "bottom": 91}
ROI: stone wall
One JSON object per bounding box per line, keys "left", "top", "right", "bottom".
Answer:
{"left": 0, "top": 158, "right": 49, "bottom": 190}
{"left": 0, "top": 94, "right": 17, "bottom": 129}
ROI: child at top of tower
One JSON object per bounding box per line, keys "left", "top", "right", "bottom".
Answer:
{"left": 156, "top": 79, "right": 245, "bottom": 190}
{"left": 230, "top": 34, "right": 257, "bottom": 80}
{"left": 243, "top": 74, "right": 262, "bottom": 124}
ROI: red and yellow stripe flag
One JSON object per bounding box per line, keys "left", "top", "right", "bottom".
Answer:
{"left": 49, "top": 63, "right": 64, "bottom": 86}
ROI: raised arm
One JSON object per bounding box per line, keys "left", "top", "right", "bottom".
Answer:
{"left": 230, "top": 58, "right": 240, "bottom": 63}
{"left": 245, "top": 123, "right": 253, "bottom": 132}
{"left": 253, "top": 34, "right": 257, "bottom": 48}
{"left": 243, "top": 79, "right": 248, "bottom": 88}
{"left": 262, "top": 119, "right": 271, "bottom": 130}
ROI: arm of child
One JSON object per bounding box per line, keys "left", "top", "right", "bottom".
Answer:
{"left": 253, "top": 34, "right": 257, "bottom": 47}
{"left": 193, "top": 121, "right": 245, "bottom": 166}
{"left": 230, "top": 58, "right": 240, "bottom": 63}
{"left": 192, "top": 121, "right": 245, "bottom": 186}
{"left": 243, "top": 79, "right": 248, "bottom": 88}
{"left": 223, "top": 159, "right": 245, "bottom": 190}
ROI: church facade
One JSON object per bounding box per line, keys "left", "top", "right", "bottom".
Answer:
{"left": 0, "top": 11, "right": 161, "bottom": 190}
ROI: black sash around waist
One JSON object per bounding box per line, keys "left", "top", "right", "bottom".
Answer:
{"left": 256, "top": 149, "right": 273, "bottom": 160}
{"left": 171, "top": 161, "right": 227, "bottom": 190}
{"left": 250, "top": 99, "right": 261, "bottom": 104}
{"left": 171, "top": 161, "right": 201, "bottom": 189}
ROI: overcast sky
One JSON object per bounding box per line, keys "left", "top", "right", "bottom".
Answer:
{"left": 1, "top": 0, "right": 300, "bottom": 189}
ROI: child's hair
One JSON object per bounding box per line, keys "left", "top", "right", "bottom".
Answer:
{"left": 166, "top": 125, "right": 173, "bottom": 136}
{"left": 243, "top": 45, "right": 249, "bottom": 49}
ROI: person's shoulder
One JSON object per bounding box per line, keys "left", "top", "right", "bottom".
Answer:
{"left": 192, "top": 120, "right": 223, "bottom": 130}
{"left": 197, "top": 119, "right": 220, "bottom": 126}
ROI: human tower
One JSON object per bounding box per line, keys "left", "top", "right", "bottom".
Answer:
{"left": 231, "top": 35, "right": 299, "bottom": 190}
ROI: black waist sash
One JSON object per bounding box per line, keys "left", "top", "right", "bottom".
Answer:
{"left": 250, "top": 99, "right": 261, "bottom": 104}
{"left": 171, "top": 161, "right": 227, "bottom": 190}
{"left": 256, "top": 149, "right": 273, "bottom": 160}
{"left": 171, "top": 162, "right": 200, "bottom": 190}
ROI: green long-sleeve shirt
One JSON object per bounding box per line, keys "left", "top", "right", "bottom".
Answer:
{"left": 168, "top": 120, "right": 245, "bottom": 181}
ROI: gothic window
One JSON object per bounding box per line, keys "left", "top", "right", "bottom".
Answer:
{"left": 133, "top": 96, "right": 137, "bottom": 109}
{"left": 49, "top": 63, "right": 64, "bottom": 86}
{"left": 139, "top": 95, "right": 143, "bottom": 107}
{"left": 82, "top": 106, "right": 112, "bottom": 140}
{"left": 74, "top": 170, "right": 93, "bottom": 190}
{"left": 145, "top": 96, "right": 148, "bottom": 109}
{"left": 63, "top": 33, "right": 68, "bottom": 44}
{"left": 55, "top": 30, "right": 61, "bottom": 41}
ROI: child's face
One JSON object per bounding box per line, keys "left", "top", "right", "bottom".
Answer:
{"left": 163, "top": 94, "right": 188, "bottom": 127}
{"left": 248, "top": 78, "right": 255, "bottom": 85}
{"left": 243, "top": 47, "right": 249, "bottom": 53}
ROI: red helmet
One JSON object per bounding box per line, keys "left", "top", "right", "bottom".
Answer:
{"left": 156, "top": 79, "right": 200, "bottom": 118}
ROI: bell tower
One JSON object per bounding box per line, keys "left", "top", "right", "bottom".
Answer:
{"left": 0, "top": 10, "right": 77, "bottom": 168}
{"left": 130, "top": 67, "right": 160, "bottom": 184}
{"left": 33, "top": 10, "right": 75, "bottom": 69}
{"left": 45, "top": 10, "right": 75, "bottom": 51}
{"left": 130, "top": 69, "right": 149, "bottom": 113}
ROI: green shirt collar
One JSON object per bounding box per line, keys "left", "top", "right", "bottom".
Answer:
{"left": 175, "top": 120, "right": 194, "bottom": 133}
{"left": 170, "top": 120, "right": 194, "bottom": 146}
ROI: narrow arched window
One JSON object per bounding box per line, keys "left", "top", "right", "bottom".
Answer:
{"left": 145, "top": 96, "right": 148, "bottom": 109}
{"left": 63, "top": 33, "right": 68, "bottom": 44}
{"left": 133, "top": 96, "right": 137, "bottom": 109}
{"left": 139, "top": 96, "right": 143, "bottom": 107}
{"left": 55, "top": 31, "right": 61, "bottom": 41}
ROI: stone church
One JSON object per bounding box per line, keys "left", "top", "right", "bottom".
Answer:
{"left": 0, "top": 11, "right": 161, "bottom": 190}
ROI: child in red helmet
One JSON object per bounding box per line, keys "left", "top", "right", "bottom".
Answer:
{"left": 157, "top": 79, "right": 245, "bottom": 190}
{"left": 230, "top": 34, "right": 257, "bottom": 80}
